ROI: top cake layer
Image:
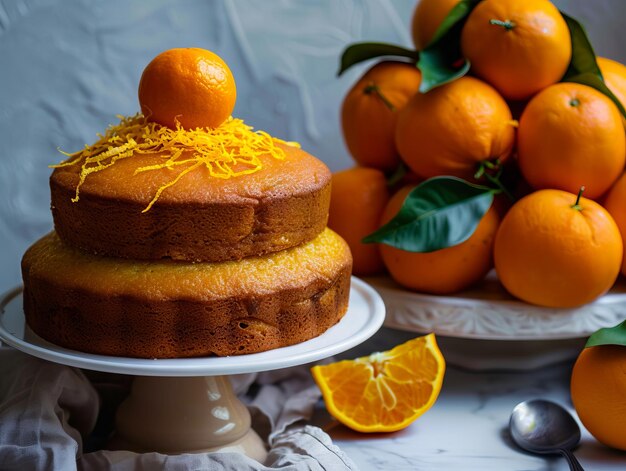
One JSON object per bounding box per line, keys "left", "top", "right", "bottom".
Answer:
{"left": 51, "top": 142, "right": 331, "bottom": 262}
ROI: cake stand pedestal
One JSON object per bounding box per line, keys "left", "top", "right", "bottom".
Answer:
{"left": 0, "top": 278, "right": 385, "bottom": 461}
{"left": 108, "top": 375, "right": 268, "bottom": 459}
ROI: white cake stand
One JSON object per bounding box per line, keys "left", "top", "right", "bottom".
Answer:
{"left": 0, "top": 277, "right": 385, "bottom": 460}
{"left": 367, "top": 272, "right": 626, "bottom": 370}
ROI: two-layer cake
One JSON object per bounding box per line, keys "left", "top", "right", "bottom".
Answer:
{"left": 21, "top": 48, "right": 352, "bottom": 358}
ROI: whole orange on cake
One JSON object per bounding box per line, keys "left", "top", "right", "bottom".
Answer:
{"left": 21, "top": 48, "right": 352, "bottom": 359}
{"left": 138, "top": 48, "right": 237, "bottom": 130}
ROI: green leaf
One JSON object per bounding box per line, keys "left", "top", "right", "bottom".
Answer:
{"left": 337, "top": 43, "right": 419, "bottom": 77}
{"left": 428, "top": 0, "right": 481, "bottom": 46}
{"left": 417, "top": 0, "right": 480, "bottom": 93}
{"left": 418, "top": 53, "right": 470, "bottom": 93}
{"left": 561, "top": 12, "right": 603, "bottom": 81}
{"left": 585, "top": 320, "right": 626, "bottom": 348}
{"left": 362, "top": 176, "right": 495, "bottom": 252}
{"left": 561, "top": 12, "right": 626, "bottom": 117}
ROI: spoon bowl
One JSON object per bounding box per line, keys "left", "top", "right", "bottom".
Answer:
{"left": 509, "top": 399, "right": 584, "bottom": 470}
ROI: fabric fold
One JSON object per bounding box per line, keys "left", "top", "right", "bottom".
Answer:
{"left": 0, "top": 347, "right": 357, "bottom": 471}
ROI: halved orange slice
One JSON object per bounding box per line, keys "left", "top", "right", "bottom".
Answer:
{"left": 311, "top": 333, "right": 445, "bottom": 432}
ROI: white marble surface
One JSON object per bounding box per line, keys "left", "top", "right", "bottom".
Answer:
{"left": 319, "top": 328, "right": 626, "bottom": 471}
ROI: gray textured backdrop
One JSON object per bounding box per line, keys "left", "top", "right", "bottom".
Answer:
{"left": 0, "top": 0, "right": 624, "bottom": 292}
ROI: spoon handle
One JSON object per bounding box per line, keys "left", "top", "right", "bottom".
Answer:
{"left": 558, "top": 448, "right": 585, "bottom": 471}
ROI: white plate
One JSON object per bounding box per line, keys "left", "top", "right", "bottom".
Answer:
{"left": 368, "top": 272, "right": 626, "bottom": 340}
{"left": 366, "top": 273, "right": 626, "bottom": 370}
{"left": 0, "top": 277, "right": 385, "bottom": 376}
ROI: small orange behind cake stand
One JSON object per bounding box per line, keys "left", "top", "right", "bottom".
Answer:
{"left": 0, "top": 278, "right": 385, "bottom": 462}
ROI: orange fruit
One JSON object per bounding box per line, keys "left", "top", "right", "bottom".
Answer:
{"left": 597, "top": 56, "right": 626, "bottom": 128}
{"left": 460, "top": 0, "right": 571, "bottom": 100}
{"left": 597, "top": 57, "right": 626, "bottom": 111}
{"left": 571, "top": 345, "right": 626, "bottom": 451}
{"left": 394, "top": 76, "right": 515, "bottom": 181}
{"left": 379, "top": 185, "right": 499, "bottom": 294}
{"left": 138, "top": 48, "right": 237, "bottom": 130}
{"left": 494, "top": 189, "right": 623, "bottom": 308}
{"left": 341, "top": 61, "right": 421, "bottom": 172}
{"left": 311, "top": 333, "right": 445, "bottom": 433}
{"left": 517, "top": 82, "right": 625, "bottom": 199}
{"left": 603, "top": 171, "right": 626, "bottom": 275}
{"left": 328, "top": 167, "right": 390, "bottom": 276}
{"left": 410, "top": 0, "right": 460, "bottom": 50}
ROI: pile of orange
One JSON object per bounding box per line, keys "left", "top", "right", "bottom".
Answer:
{"left": 329, "top": 0, "right": 626, "bottom": 446}
{"left": 330, "top": 0, "right": 626, "bottom": 308}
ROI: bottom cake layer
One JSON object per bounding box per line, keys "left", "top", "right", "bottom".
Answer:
{"left": 21, "top": 229, "right": 352, "bottom": 358}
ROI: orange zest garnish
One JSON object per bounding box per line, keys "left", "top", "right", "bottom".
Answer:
{"left": 311, "top": 333, "right": 445, "bottom": 433}
{"left": 53, "top": 114, "right": 299, "bottom": 212}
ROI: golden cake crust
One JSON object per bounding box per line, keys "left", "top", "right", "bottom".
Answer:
{"left": 22, "top": 229, "right": 352, "bottom": 358}
{"left": 50, "top": 143, "right": 331, "bottom": 262}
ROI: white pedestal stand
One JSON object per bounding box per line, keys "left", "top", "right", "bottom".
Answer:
{"left": 109, "top": 375, "right": 267, "bottom": 458}
{"left": 368, "top": 273, "right": 626, "bottom": 370}
{"left": 0, "top": 278, "right": 385, "bottom": 461}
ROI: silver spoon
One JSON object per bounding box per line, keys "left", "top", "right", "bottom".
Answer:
{"left": 509, "top": 399, "right": 584, "bottom": 471}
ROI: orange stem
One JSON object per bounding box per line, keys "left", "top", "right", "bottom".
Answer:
{"left": 572, "top": 186, "right": 585, "bottom": 210}
{"left": 364, "top": 83, "right": 396, "bottom": 111}
{"left": 489, "top": 19, "right": 515, "bottom": 31}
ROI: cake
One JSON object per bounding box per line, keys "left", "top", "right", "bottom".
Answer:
{"left": 22, "top": 229, "right": 351, "bottom": 358}
{"left": 50, "top": 143, "right": 332, "bottom": 262}
{"left": 21, "top": 48, "right": 352, "bottom": 358}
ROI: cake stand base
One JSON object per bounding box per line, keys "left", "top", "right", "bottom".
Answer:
{"left": 109, "top": 376, "right": 267, "bottom": 460}
{"left": 0, "top": 278, "right": 385, "bottom": 460}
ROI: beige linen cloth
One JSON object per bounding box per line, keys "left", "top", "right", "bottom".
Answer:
{"left": 0, "top": 345, "right": 357, "bottom": 470}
